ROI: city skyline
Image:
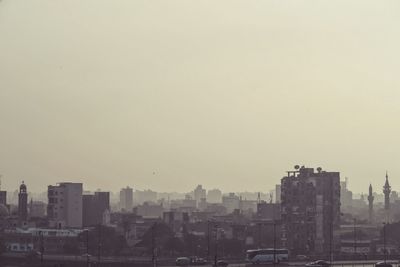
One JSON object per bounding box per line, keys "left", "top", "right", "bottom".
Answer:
{"left": 0, "top": 171, "right": 396, "bottom": 199}
{"left": 1, "top": 1, "right": 400, "bottom": 265}
{"left": 1, "top": 165, "right": 399, "bottom": 265}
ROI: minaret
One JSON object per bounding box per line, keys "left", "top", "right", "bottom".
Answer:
{"left": 18, "top": 181, "right": 28, "bottom": 222}
{"left": 383, "top": 172, "right": 391, "bottom": 222}
{"left": 367, "top": 184, "right": 374, "bottom": 224}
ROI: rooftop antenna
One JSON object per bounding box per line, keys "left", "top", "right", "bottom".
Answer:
{"left": 0, "top": 175, "right": 2, "bottom": 191}
{"left": 257, "top": 192, "right": 261, "bottom": 204}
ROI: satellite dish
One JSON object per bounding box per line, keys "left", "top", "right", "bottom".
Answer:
{"left": 294, "top": 165, "right": 300, "bottom": 170}
{"left": 317, "top": 167, "right": 322, "bottom": 173}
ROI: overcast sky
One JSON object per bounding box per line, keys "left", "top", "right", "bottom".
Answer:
{"left": 1, "top": 0, "right": 400, "bottom": 194}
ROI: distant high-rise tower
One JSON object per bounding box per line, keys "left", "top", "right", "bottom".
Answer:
{"left": 193, "top": 185, "right": 206, "bottom": 207}
{"left": 383, "top": 172, "right": 391, "bottom": 222}
{"left": 120, "top": 186, "right": 133, "bottom": 211}
{"left": 275, "top": 185, "right": 281, "bottom": 203}
{"left": 367, "top": 184, "right": 374, "bottom": 224}
{"left": 18, "top": 181, "right": 28, "bottom": 221}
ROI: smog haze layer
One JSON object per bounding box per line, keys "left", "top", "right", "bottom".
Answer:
{"left": 1, "top": 0, "right": 400, "bottom": 193}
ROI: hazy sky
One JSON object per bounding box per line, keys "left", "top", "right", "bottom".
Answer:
{"left": 1, "top": 0, "right": 400, "bottom": 194}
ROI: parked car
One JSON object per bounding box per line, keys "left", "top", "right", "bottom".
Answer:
{"left": 375, "top": 261, "right": 393, "bottom": 267}
{"left": 191, "top": 257, "right": 207, "bottom": 265}
{"left": 176, "top": 257, "right": 191, "bottom": 266}
{"left": 305, "top": 260, "right": 330, "bottom": 267}
{"left": 213, "top": 260, "right": 229, "bottom": 266}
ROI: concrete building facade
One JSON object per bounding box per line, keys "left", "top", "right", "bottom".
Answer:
{"left": 207, "top": 189, "right": 222, "bottom": 203}
{"left": 29, "top": 200, "right": 46, "bottom": 218}
{"left": 82, "top": 191, "right": 110, "bottom": 227}
{"left": 257, "top": 202, "right": 281, "bottom": 220}
{"left": 120, "top": 186, "right": 133, "bottom": 211}
{"left": 0, "top": 190, "right": 7, "bottom": 206}
{"left": 47, "top": 183, "right": 83, "bottom": 228}
{"left": 275, "top": 184, "right": 281, "bottom": 204}
{"left": 222, "top": 193, "right": 240, "bottom": 214}
{"left": 194, "top": 185, "right": 206, "bottom": 207}
{"left": 280, "top": 166, "right": 341, "bottom": 256}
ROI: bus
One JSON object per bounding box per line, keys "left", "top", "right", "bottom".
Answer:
{"left": 246, "top": 248, "right": 289, "bottom": 264}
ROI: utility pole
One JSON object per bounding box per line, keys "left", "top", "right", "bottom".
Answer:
{"left": 39, "top": 231, "right": 44, "bottom": 266}
{"left": 214, "top": 224, "right": 219, "bottom": 267}
{"left": 329, "top": 177, "right": 334, "bottom": 264}
{"left": 207, "top": 220, "right": 210, "bottom": 261}
{"left": 97, "top": 224, "right": 102, "bottom": 265}
{"left": 383, "top": 222, "right": 387, "bottom": 264}
{"left": 86, "top": 229, "right": 90, "bottom": 267}
{"left": 152, "top": 222, "right": 157, "bottom": 267}
{"left": 353, "top": 218, "right": 357, "bottom": 261}
{"left": 273, "top": 221, "right": 276, "bottom": 266}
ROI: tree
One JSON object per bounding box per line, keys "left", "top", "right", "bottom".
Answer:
{"left": 219, "top": 238, "right": 244, "bottom": 258}
{"left": 79, "top": 225, "right": 127, "bottom": 256}
{"left": 135, "top": 222, "right": 176, "bottom": 256}
{"left": 183, "top": 233, "right": 204, "bottom": 256}
{"left": 164, "top": 237, "right": 185, "bottom": 256}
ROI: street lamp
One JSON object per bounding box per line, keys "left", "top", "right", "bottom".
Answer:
{"left": 85, "top": 229, "right": 90, "bottom": 267}
{"left": 97, "top": 224, "right": 102, "bottom": 266}
{"left": 273, "top": 221, "right": 277, "bottom": 266}
{"left": 258, "top": 223, "right": 263, "bottom": 248}
{"left": 214, "top": 223, "right": 219, "bottom": 267}
{"left": 383, "top": 222, "right": 387, "bottom": 264}
{"left": 39, "top": 230, "right": 44, "bottom": 266}
{"left": 152, "top": 222, "right": 157, "bottom": 267}
{"left": 353, "top": 218, "right": 357, "bottom": 261}
{"left": 207, "top": 220, "right": 211, "bottom": 261}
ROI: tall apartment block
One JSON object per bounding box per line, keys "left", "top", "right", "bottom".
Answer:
{"left": 194, "top": 185, "right": 206, "bottom": 207}
{"left": 275, "top": 184, "right": 281, "bottom": 203}
{"left": 280, "top": 166, "right": 340, "bottom": 256}
{"left": 47, "top": 183, "right": 83, "bottom": 228}
{"left": 120, "top": 186, "right": 133, "bottom": 212}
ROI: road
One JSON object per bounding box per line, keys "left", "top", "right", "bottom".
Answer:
{"left": 3, "top": 253, "right": 399, "bottom": 267}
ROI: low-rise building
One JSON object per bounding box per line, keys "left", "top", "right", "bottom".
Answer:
{"left": 134, "top": 202, "right": 163, "bottom": 218}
